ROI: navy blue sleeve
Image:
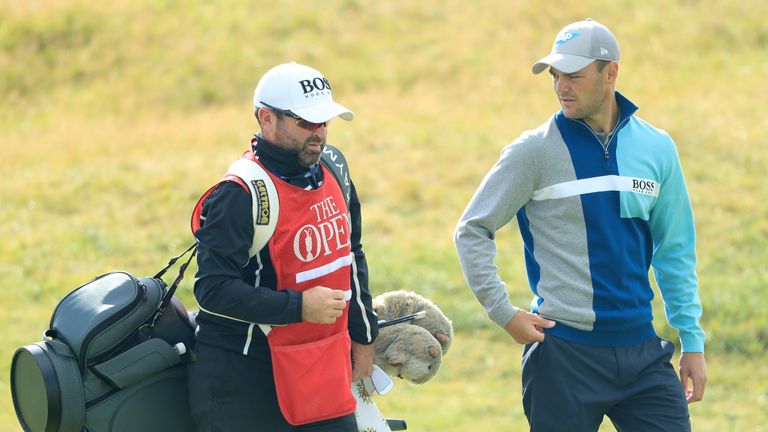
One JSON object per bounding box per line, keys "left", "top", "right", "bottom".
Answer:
{"left": 346, "top": 180, "right": 379, "bottom": 344}
{"left": 194, "top": 181, "right": 302, "bottom": 324}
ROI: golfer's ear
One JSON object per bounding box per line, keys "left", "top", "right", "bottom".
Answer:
{"left": 606, "top": 61, "right": 619, "bottom": 83}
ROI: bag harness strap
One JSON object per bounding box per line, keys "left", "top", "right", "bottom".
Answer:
{"left": 150, "top": 242, "right": 198, "bottom": 326}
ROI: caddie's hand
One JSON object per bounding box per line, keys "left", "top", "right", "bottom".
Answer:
{"left": 301, "top": 286, "right": 346, "bottom": 324}
{"left": 504, "top": 310, "right": 556, "bottom": 345}
{"left": 679, "top": 352, "right": 707, "bottom": 403}
{"left": 350, "top": 341, "right": 375, "bottom": 381}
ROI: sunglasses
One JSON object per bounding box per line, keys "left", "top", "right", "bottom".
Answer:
{"left": 260, "top": 102, "right": 328, "bottom": 132}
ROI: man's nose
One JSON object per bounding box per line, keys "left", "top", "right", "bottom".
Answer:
{"left": 554, "top": 77, "right": 569, "bottom": 94}
{"left": 316, "top": 123, "right": 328, "bottom": 137}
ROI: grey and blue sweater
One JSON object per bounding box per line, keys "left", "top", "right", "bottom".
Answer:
{"left": 454, "top": 92, "right": 704, "bottom": 352}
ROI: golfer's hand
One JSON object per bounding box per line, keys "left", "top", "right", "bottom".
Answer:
{"left": 351, "top": 341, "right": 375, "bottom": 381}
{"left": 679, "top": 352, "right": 707, "bottom": 403}
{"left": 504, "top": 310, "right": 556, "bottom": 344}
{"left": 301, "top": 286, "right": 346, "bottom": 324}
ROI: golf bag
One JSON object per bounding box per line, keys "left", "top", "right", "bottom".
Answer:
{"left": 10, "top": 244, "right": 198, "bottom": 432}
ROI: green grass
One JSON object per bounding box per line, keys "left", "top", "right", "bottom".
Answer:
{"left": 2, "top": 0, "right": 767, "bottom": 430}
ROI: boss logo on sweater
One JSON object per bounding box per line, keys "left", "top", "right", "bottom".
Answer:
{"left": 631, "top": 179, "right": 657, "bottom": 196}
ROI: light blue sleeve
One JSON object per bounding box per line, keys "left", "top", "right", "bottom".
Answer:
{"left": 649, "top": 134, "right": 705, "bottom": 352}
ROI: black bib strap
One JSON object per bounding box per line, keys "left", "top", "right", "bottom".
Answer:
{"left": 320, "top": 144, "right": 352, "bottom": 209}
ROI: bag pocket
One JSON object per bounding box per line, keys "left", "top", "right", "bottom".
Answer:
{"left": 85, "top": 364, "right": 193, "bottom": 432}
{"left": 270, "top": 330, "right": 355, "bottom": 425}
{"left": 91, "top": 338, "right": 181, "bottom": 389}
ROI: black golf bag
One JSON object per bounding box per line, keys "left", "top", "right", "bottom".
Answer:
{"left": 10, "top": 244, "right": 198, "bottom": 432}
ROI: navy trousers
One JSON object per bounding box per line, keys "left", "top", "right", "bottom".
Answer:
{"left": 522, "top": 335, "right": 690, "bottom": 432}
{"left": 188, "top": 343, "right": 357, "bottom": 432}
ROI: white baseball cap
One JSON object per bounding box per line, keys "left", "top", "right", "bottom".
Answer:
{"left": 253, "top": 62, "right": 354, "bottom": 123}
{"left": 532, "top": 19, "right": 620, "bottom": 74}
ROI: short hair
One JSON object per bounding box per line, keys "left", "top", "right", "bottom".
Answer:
{"left": 595, "top": 60, "right": 610, "bottom": 72}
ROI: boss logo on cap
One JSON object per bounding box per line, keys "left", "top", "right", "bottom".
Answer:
{"left": 299, "top": 77, "right": 332, "bottom": 97}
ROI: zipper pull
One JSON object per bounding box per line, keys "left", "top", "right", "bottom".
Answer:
{"left": 138, "top": 282, "right": 148, "bottom": 301}
{"left": 604, "top": 149, "right": 609, "bottom": 160}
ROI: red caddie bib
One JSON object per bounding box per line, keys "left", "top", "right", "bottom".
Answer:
{"left": 191, "top": 152, "right": 357, "bottom": 425}
{"left": 259, "top": 158, "right": 356, "bottom": 426}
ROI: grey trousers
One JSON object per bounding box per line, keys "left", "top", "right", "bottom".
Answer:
{"left": 522, "top": 335, "right": 690, "bottom": 432}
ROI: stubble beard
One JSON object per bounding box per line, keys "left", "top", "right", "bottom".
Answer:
{"left": 559, "top": 89, "right": 606, "bottom": 124}
{"left": 273, "top": 117, "right": 325, "bottom": 168}
{"left": 297, "top": 136, "right": 325, "bottom": 168}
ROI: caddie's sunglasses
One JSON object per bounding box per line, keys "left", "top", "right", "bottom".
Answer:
{"left": 260, "top": 101, "right": 328, "bottom": 132}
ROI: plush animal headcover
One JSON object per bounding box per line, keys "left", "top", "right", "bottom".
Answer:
{"left": 372, "top": 290, "right": 453, "bottom": 384}
{"left": 373, "top": 290, "right": 453, "bottom": 353}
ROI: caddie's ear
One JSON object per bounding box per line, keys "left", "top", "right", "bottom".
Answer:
{"left": 428, "top": 346, "right": 440, "bottom": 359}
{"left": 257, "top": 107, "right": 280, "bottom": 138}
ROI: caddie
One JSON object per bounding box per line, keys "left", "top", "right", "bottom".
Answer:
{"left": 188, "top": 62, "right": 378, "bottom": 432}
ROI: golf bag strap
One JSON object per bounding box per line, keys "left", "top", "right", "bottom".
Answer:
{"left": 151, "top": 242, "right": 198, "bottom": 324}
{"left": 154, "top": 242, "right": 197, "bottom": 280}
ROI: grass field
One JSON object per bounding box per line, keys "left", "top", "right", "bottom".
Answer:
{"left": 1, "top": 0, "right": 767, "bottom": 430}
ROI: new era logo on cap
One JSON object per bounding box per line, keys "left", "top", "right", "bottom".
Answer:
{"left": 254, "top": 62, "right": 354, "bottom": 124}
{"left": 532, "top": 19, "right": 620, "bottom": 74}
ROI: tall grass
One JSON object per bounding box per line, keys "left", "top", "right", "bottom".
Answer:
{"left": 1, "top": 0, "right": 766, "bottom": 430}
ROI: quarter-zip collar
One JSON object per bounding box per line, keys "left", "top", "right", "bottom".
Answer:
{"left": 555, "top": 91, "right": 638, "bottom": 161}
